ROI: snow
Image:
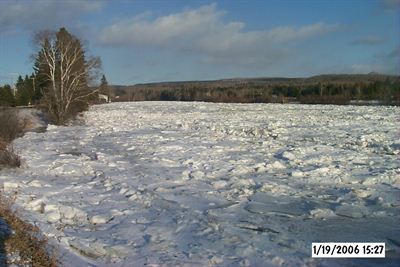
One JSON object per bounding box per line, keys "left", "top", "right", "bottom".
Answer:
{"left": 17, "top": 107, "right": 47, "bottom": 133}
{"left": 1, "top": 101, "right": 400, "bottom": 266}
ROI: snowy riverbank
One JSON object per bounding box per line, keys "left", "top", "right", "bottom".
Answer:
{"left": 1, "top": 102, "right": 399, "bottom": 266}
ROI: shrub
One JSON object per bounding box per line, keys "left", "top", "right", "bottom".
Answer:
{"left": 0, "top": 108, "right": 26, "bottom": 143}
{"left": 0, "top": 139, "right": 21, "bottom": 168}
{"left": 0, "top": 109, "right": 25, "bottom": 168}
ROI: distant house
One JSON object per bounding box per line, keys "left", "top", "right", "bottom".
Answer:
{"left": 98, "top": 94, "right": 111, "bottom": 103}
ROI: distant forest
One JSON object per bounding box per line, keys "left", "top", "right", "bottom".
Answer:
{"left": 110, "top": 74, "right": 400, "bottom": 105}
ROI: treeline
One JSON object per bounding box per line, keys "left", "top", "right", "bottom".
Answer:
{"left": 0, "top": 84, "right": 15, "bottom": 106}
{"left": 0, "top": 75, "right": 43, "bottom": 107}
{"left": 113, "top": 74, "right": 400, "bottom": 105}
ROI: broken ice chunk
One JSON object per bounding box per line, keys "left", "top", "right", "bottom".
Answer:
{"left": 26, "top": 198, "right": 46, "bottom": 213}
{"left": 90, "top": 214, "right": 113, "bottom": 225}
{"left": 69, "top": 240, "right": 107, "bottom": 259}
{"left": 309, "top": 208, "right": 336, "bottom": 219}
{"left": 212, "top": 180, "right": 228, "bottom": 190}
{"left": 335, "top": 204, "right": 369, "bottom": 218}
{"left": 291, "top": 170, "right": 304, "bottom": 177}
{"left": 281, "top": 151, "right": 296, "bottom": 161}
{"left": 267, "top": 161, "right": 286, "bottom": 169}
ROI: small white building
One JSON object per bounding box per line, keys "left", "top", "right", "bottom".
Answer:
{"left": 98, "top": 94, "right": 111, "bottom": 103}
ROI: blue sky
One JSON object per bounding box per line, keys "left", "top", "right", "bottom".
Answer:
{"left": 0, "top": 0, "right": 399, "bottom": 85}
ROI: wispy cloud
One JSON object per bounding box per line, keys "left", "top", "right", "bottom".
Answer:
{"left": 0, "top": 0, "right": 103, "bottom": 34}
{"left": 380, "top": 0, "right": 400, "bottom": 10}
{"left": 98, "top": 4, "right": 341, "bottom": 68}
{"left": 376, "top": 46, "right": 400, "bottom": 74}
{"left": 350, "top": 64, "right": 380, "bottom": 74}
{"left": 351, "top": 35, "right": 385, "bottom": 45}
{"left": 386, "top": 46, "right": 400, "bottom": 58}
{"left": 352, "top": 46, "right": 400, "bottom": 75}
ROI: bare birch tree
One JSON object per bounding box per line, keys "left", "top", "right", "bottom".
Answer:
{"left": 33, "top": 28, "right": 101, "bottom": 124}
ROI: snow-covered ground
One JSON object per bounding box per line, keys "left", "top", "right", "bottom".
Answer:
{"left": 1, "top": 102, "right": 399, "bottom": 266}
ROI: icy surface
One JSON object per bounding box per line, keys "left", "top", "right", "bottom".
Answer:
{"left": 1, "top": 102, "right": 400, "bottom": 266}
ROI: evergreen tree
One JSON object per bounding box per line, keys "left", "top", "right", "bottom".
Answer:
{"left": 15, "top": 75, "right": 35, "bottom": 105}
{"left": 99, "top": 74, "right": 110, "bottom": 102}
{"left": 0, "top": 84, "right": 15, "bottom": 106}
{"left": 32, "top": 49, "right": 49, "bottom": 103}
{"left": 15, "top": 75, "right": 26, "bottom": 105}
{"left": 24, "top": 75, "right": 35, "bottom": 104}
{"left": 29, "top": 73, "right": 42, "bottom": 104}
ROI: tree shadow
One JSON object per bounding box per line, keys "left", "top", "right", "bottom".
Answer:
{"left": 0, "top": 217, "right": 11, "bottom": 266}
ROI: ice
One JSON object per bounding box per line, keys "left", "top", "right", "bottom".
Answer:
{"left": 1, "top": 102, "right": 399, "bottom": 266}
{"left": 335, "top": 204, "right": 369, "bottom": 218}
{"left": 291, "top": 170, "right": 304, "bottom": 177}
{"left": 2, "top": 181, "right": 21, "bottom": 190}
{"left": 281, "top": 151, "right": 296, "bottom": 161}
{"left": 26, "top": 198, "right": 46, "bottom": 213}
{"left": 89, "top": 215, "right": 113, "bottom": 225}
{"left": 69, "top": 240, "right": 107, "bottom": 259}
{"left": 59, "top": 205, "right": 88, "bottom": 224}
{"left": 246, "top": 192, "right": 317, "bottom": 217}
{"left": 27, "top": 179, "right": 43, "bottom": 187}
{"left": 212, "top": 180, "right": 229, "bottom": 190}
{"left": 268, "top": 160, "right": 286, "bottom": 169}
{"left": 309, "top": 208, "right": 336, "bottom": 219}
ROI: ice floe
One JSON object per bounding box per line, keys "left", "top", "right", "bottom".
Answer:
{"left": 0, "top": 102, "right": 399, "bottom": 266}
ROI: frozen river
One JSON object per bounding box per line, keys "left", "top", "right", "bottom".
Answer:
{"left": 1, "top": 102, "right": 399, "bottom": 266}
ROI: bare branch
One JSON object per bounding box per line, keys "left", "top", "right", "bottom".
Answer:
{"left": 33, "top": 28, "right": 101, "bottom": 124}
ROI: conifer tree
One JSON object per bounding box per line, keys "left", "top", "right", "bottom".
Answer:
{"left": 0, "top": 84, "right": 15, "bottom": 106}
{"left": 99, "top": 74, "right": 111, "bottom": 102}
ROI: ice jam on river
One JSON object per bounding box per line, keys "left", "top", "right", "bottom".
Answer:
{"left": 1, "top": 102, "right": 399, "bottom": 266}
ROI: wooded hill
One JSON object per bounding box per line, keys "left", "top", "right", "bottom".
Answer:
{"left": 111, "top": 73, "right": 399, "bottom": 105}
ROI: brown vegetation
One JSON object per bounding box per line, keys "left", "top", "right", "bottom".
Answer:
{"left": 0, "top": 109, "right": 26, "bottom": 143}
{"left": 0, "top": 109, "right": 26, "bottom": 168}
{"left": 0, "top": 193, "right": 58, "bottom": 266}
{"left": 0, "top": 140, "right": 21, "bottom": 168}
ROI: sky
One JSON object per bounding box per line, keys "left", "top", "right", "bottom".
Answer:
{"left": 0, "top": 0, "right": 399, "bottom": 86}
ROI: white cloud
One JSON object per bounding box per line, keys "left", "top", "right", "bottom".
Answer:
{"left": 350, "top": 46, "right": 400, "bottom": 75}
{"left": 264, "top": 23, "right": 341, "bottom": 43}
{"left": 98, "top": 4, "right": 341, "bottom": 68}
{"left": 374, "top": 46, "right": 400, "bottom": 74}
{"left": 380, "top": 0, "right": 400, "bottom": 10}
{"left": 351, "top": 35, "right": 385, "bottom": 45}
{"left": 99, "top": 5, "right": 221, "bottom": 46}
{"left": 350, "top": 64, "right": 379, "bottom": 73}
{"left": 0, "top": 0, "right": 103, "bottom": 34}
{"left": 386, "top": 46, "right": 400, "bottom": 58}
